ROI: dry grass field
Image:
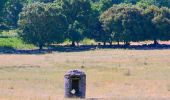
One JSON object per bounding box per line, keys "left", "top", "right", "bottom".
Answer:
{"left": 0, "top": 49, "right": 170, "bottom": 99}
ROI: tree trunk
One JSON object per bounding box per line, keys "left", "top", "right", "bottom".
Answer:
{"left": 154, "top": 39, "right": 159, "bottom": 45}
{"left": 109, "top": 41, "right": 112, "bottom": 46}
{"left": 39, "top": 44, "right": 43, "bottom": 50}
{"left": 124, "top": 41, "right": 130, "bottom": 46}
{"left": 117, "top": 40, "right": 120, "bottom": 46}
{"left": 71, "top": 41, "right": 76, "bottom": 47}
{"left": 124, "top": 41, "right": 126, "bottom": 45}
{"left": 76, "top": 42, "right": 79, "bottom": 46}
{"left": 103, "top": 41, "right": 106, "bottom": 46}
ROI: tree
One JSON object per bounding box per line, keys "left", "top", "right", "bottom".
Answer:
{"left": 159, "top": 7, "right": 170, "bottom": 41}
{"left": 56, "top": 0, "right": 93, "bottom": 46}
{"left": 1, "top": 0, "right": 54, "bottom": 29}
{"left": 90, "top": 0, "right": 116, "bottom": 46}
{"left": 28, "top": 0, "right": 55, "bottom": 3}
{"left": 91, "top": 0, "right": 125, "bottom": 14}
{"left": 100, "top": 4, "right": 145, "bottom": 45}
{"left": 137, "top": 0, "right": 170, "bottom": 8}
{"left": 0, "top": 0, "right": 7, "bottom": 18}
{"left": 0, "top": 0, "right": 9, "bottom": 30}
{"left": 123, "top": 0, "right": 140, "bottom": 4}
{"left": 90, "top": 0, "right": 143, "bottom": 46}
{"left": 3, "top": 0, "right": 27, "bottom": 28}
{"left": 18, "top": 2, "right": 67, "bottom": 49}
{"left": 143, "top": 5, "right": 163, "bottom": 45}
{"left": 151, "top": 7, "right": 170, "bottom": 41}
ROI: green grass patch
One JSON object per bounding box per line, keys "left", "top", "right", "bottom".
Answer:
{"left": 80, "top": 38, "right": 96, "bottom": 45}
{"left": 0, "top": 37, "right": 35, "bottom": 49}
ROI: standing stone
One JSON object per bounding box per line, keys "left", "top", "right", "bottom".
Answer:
{"left": 64, "top": 69, "right": 86, "bottom": 98}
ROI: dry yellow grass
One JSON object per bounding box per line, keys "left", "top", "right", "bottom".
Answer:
{"left": 0, "top": 49, "right": 170, "bottom": 99}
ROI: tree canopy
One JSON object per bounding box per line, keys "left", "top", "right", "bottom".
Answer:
{"left": 56, "top": 0, "right": 93, "bottom": 46}
{"left": 100, "top": 4, "right": 145, "bottom": 45}
{"left": 18, "top": 2, "right": 67, "bottom": 49}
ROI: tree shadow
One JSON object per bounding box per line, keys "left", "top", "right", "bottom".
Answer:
{"left": 0, "top": 44, "right": 170, "bottom": 55}
{"left": 0, "top": 45, "right": 96, "bottom": 55}
{"left": 110, "top": 44, "right": 170, "bottom": 50}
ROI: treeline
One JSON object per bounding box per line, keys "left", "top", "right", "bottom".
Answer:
{"left": 100, "top": 5, "right": 170, "bottom": 45}
{"left": 0, "top": 0, "right": 170, "bottom": 49}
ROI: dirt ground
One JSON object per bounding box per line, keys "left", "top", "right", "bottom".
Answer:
{"left": 0, "top": 49, "right": 170, "bottom": 100}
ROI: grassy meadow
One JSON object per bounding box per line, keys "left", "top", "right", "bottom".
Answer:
{"left": 0, "top": 49, "right": 170, "bottom": 99}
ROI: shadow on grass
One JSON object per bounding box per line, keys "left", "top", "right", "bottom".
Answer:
{"left": 0, "top": 44, "right": 170, "bottom": 54}
{"left": 0, "top": 45, "right": 96, "bottom": 54}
